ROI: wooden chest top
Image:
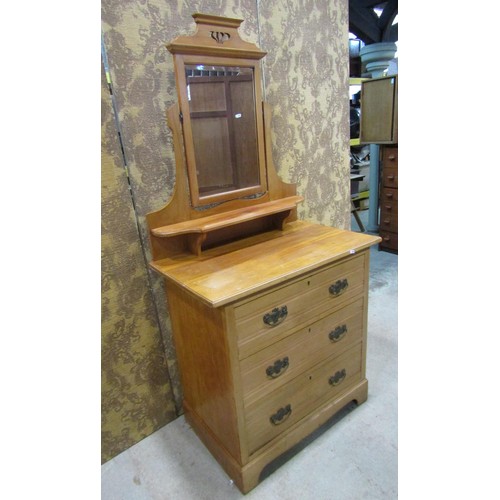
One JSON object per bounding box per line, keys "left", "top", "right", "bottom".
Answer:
{"left": 150, "top": 220, "right": 381, "bottom": 307}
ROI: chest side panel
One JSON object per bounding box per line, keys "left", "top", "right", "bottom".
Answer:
{"left": 166, "top": 284, "right": 242, "bottom": 462}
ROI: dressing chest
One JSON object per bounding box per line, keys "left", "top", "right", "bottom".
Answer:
{"left": 147, "top": 14, "right": 380, "bottom": 493}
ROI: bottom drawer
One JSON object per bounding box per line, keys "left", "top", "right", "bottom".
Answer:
{"left": 244, "top": 343, "right": 362, "bottom": 454}
{"left": 379, "top": 231, "right": 398, "bottom": 251}
{"left": 379, "top": 213, "right": 398, "bottom": 232}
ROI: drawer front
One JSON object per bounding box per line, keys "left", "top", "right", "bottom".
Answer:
{"left": 382, "top": 146, "right": 398, "bottom": 165}
{"left": 380, "top": 202, "right": 397, "bottom": 217}
{"left": 233, "top": 254, "right": 366, "bottom": 358}
{"left": 240, "top": 297, "right": 364, "bottom": 406}
{"left": 379, "top": 213, "right": 398, "bottom": 232}
{"left": 380, "top": 187, "right": 398, "bottom": 206}
{"left": 382, "top": 167, "right": 398, "bottom": 188}
{"left": 244, "top": 343, "right": 362, "bottom": 455}
{"left": 379, "top": 231, "right": 398, "bottom": 250}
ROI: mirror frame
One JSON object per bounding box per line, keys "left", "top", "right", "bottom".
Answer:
{"left": 168, "top": 14, "right": 268, "bottom": 207}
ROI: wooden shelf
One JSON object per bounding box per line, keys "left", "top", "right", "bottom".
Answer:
{"left": 151, "top": 195, "right": 304, "bottom": 256}
{"left": 349, "top": 77, "right": 369, "bottom": 85}
{"left": 350, "top": 78, "right": 369, "bottom": 147}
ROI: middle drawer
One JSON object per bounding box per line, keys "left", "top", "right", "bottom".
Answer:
{"left": 382, "top": 167, "right": 398, "bottom": 188}
{"left": 240, "top": 296, "right": 364, "bottom": 407}
{"left": 233, "top": 254, "right": 366, "bottom": 359}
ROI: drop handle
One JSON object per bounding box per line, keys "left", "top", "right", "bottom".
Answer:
{"left": 263, "top": 306, "right": 288, "bottom": 327}
{"left": 329, "top": 279, "right": 348, "bottom": 297}
{"left": 266, "top": 357, "right": 289, "bottom": 378}
{"left": 386, "top": 192, "right": 393, "bottom": 198}
{"left": 388, "top": 155, "right": 396, "bottom": 160}
{"left": 329, "top": 324, "right": 347, "bottom": 342}
{"left": 270, "top": 404, "right": 292, "bottom": 425}
{"left": 329, "top": 369, "right": 347, "bottom": 386}
{"left": 387, "top": 175, "right": 395, "bottom": 180}
{"left": 384, "top": 204, "right": 393, "bottom": 210}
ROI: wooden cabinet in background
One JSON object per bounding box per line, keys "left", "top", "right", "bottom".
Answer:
{"left": 360, "top": 75, "right": 398, "bottom": 144}
{"left": 379, "top": 145, "right": 398, "bottom": 252}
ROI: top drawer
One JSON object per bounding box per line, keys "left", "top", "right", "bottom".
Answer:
{"left": 232, "top": 254, "right": 366, "bottom": 358}
{"left": 382, "top": 146, "right": 398, "bottom": 165}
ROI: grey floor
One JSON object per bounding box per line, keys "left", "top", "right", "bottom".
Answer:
{"left": 102, "top": 209, "right": 398, "bottom": 499}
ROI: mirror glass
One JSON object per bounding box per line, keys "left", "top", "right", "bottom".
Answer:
{"left": 185, "top": 64, "right": 261, "bottom": 202}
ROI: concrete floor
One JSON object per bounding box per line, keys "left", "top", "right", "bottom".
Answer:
{"left": 102, "top": 210, "right": 398, "bottom": 499}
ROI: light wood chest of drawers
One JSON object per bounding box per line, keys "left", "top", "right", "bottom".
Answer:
{"left": 151, "top": 220, "right": 380, "bottom": 492}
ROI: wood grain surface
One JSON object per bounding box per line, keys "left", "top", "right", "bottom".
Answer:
{"left": 150, "top": 220, "right": 380, "bottom": 307}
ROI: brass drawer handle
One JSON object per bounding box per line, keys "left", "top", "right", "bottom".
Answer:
{"left": 266, "top": 357, "right": 289, "bottom": 378}
{"left": 386, "top": 192, "right": 394, "bottom": 198}
{"left": 263, "top": 306, "right": 288, "bottom": 327}
{"left": 328, "top": 324, "right": 347, "bottom": 342}
{"left": 329, "top": 369, "right": 347, "bottom": 386}
{"left": 388, "top": 154, "right": 396, "bottom": 160}
{"left": 384, "top": 204, "right": 393, "bottom": 210}
{"left": 387, "top": 174, "right": 395, "bottom": 180}
{"left": 329, "top": 279, "right": 348, "bottom": 297}
{"left": 270, "top": 404, "right": 292, "bottom": 425}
